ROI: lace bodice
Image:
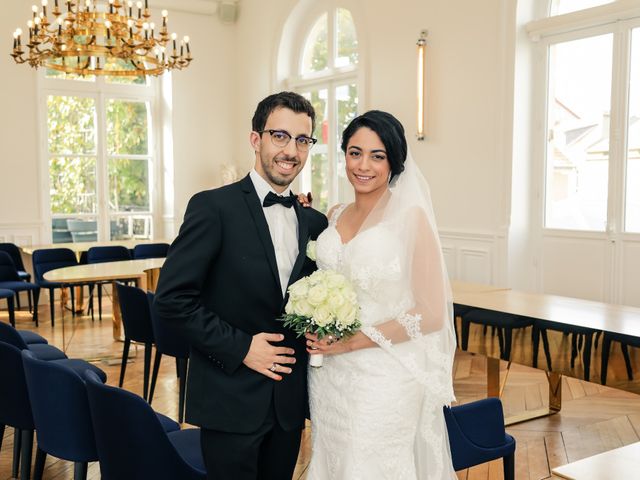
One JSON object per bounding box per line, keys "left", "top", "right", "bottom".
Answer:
{"left": 316, "top": 204, "right": 412, "bottom": 328}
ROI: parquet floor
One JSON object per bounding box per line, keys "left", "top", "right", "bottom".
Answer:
{"left": 2, "top": 297, "right": 640, "bottom": 479}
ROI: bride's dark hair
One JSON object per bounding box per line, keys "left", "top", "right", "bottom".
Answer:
{"left": 340, "top": 110, "right": 407, "bottom": 182}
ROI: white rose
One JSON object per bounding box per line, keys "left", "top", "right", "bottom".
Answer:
{"left": 336, "top": 302, "right": 358, "bottom": 326}
{"left": 294, "top": 298, "right": 315, "bottom": 318}
{"left": 325, "top": 272, "right": 347, "bottom": 289}
{"left": 307, "top": 284, "right": 328, "bottom": 307}
{"left": 288, "top": 279, "right": 309, "bottom": 299}
{"left": 327, "top": 291, "right": 346, "bottom": 314}
{"left": 313, "top": 305, "right": 334, "bottom": 327}
{"left": 306, "top": 241, "right": 317, "bottom": 261}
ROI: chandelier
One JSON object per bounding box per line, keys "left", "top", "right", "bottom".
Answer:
{"left": 10, "top": 0, "right": 192, "bottom": 77}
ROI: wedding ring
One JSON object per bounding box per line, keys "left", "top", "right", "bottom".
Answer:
{"left": 269, "top": 363, "right": 277, "bottom": 372}
{"left": 326, "top": 335, "right": 336, "bottom": 345}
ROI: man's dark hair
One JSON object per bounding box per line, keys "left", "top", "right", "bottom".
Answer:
{"left": 341, "top": 110, "right": 408, "bottom": 182}
{"left": 251, "top": 91, "right": 316, "bottom": 134}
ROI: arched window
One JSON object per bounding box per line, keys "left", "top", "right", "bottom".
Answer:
{"left": 288, "top": 6, "right": 360, "bottom": 212}
{"left": 549, "top": 0, "right": 614, "bottom": 16}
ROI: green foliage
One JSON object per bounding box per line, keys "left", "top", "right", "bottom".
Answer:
{"left": 280, "top": 313, "right": 361, "bottom": 340}
{"left": 47, "top": 95, "right": 151, "bottom": 215}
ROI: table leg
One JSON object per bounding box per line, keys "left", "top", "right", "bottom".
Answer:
{"left": 486, "top": 356, "right": 562, "bottom": 425}
{"left": 111, "top": 282, "right": 123, "bottom": 341}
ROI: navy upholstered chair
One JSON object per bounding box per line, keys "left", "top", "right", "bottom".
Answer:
{"left": 0, "top": 287, "right": 17, "bottom": 327}
{"left": 116, "top": 283, "right": 156, "bottom": 400}
{"left": 0, "top": 298, "right": 48, "bottom": 342}
{"left": 133, "top": 243, "right": 170, "bottom": 259}
{"left": 0, "top": 243, "right": 32, "bottom": 311}
{"left": 21, "top": 350, "right": 107, "bottom": 480}
{"left": 532, "top": 320, "right": 597, "bottom": 381}
{"left": 32, "top": 248, "right": 79, "bottom": 327}
{"left": 148, "top": 292, "right": 190, "bottom": 422}
{"left": 460, "top": 308, "right": 534, "bottom": 361}
{"left": 84, "top": 370, "right": 206, "bottom": 480}
{"left": 600, "top": 331, "right": 640, "bottom": 385}
{"left": 0, "top": 252, "right": 41, "bottom": 326}
{"left": 445, "top": 397, "right": 516, "bottom": 479}
{"left": 87, "top": 246, "right": 132, "bottom": 321}
{"left": 0, "top": 341, "right": 106, "bottom": 480}
{"left": 0, "top": 322, "right": 67, "bottom": 361}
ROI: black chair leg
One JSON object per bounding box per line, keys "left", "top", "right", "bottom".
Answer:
{"left": 33, "top": 448, "right": 46, "bottom": 480}
{"left": 460, "top": 319, "right": 470, "bottom": 351}
{"left": 70, "top": 287, "right": 76, "bottom": 317}
{"left": 601, "top": 336, "right": 612, "bottom": 385}
{"left": 595, "top": 330, "right": 602, "bottom": 349}
{"left": 177, "top": 358, "right": 188, "bottom": 423}
{"left": 143, "top": 342, "right": 152, "bottom": 401}
{"left": 27, "top": 290, "right": 32, "bottom": 313}
{"left": 571, "top": 333, "right": 578, "bottom": 368}
{"left": 497, "top": 328, "right": 504, "bottom": 357}
{"left": 7, "top": 296, "right": 16, "bottom": 327}
{"left": 541, "top": 329, "right": 552, "bottom": 371}
{"left": 73, "top": 461, "right": 88, "bottom": 480}
{"left": 12, "top": 427, "right": 21, "bottom": 478}
{"left": 532, "top": 326, "right": 540, "bottom": 368}
{"left": 16, "top": 292, "right": 21, "bottom": 310}
{"left": 503, "top": 452, "right": 515, "bottom": 480}
{"left": 49, "top": 288, "right": 55, "bottom": 327}
{"left": 119, "top": 339, "right": 131, "bottom": 387}
{"left": 583, "top": 332, "right": 594, "bottom": 381}
{"left": 503, "top": 328, "right": 513, "bottom": 361}
{"left": 20, "top": 429, "right": 33, "bottom": 480}
{"left": 31, "top": 289, "right": 40, "bottom": 326}
{"left": 98, "top": 286, "right": 103, "bottom": 321}
{"left": 149, "top": 350, "right": 163, "bottom": 405}
{"left": 0, "top": 424, "right": 4, "bottom": 455}
{"left": 622, "top": 343, "right": 633, "bottom": 380}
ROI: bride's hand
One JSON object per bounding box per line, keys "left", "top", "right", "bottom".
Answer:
{"left": 305, "top": 332, "right": 356, "bottom": 356}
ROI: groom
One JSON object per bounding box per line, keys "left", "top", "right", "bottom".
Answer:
{"left": 154, "top": 91, "right": 327, "bottom": 480}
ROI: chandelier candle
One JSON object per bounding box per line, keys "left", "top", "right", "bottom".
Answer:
{"left": 10, "top": 0, "right": 193, "bottom": 77}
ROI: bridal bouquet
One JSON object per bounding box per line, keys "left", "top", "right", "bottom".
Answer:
{"left": 281, "top": 269, "right": 361, "bottom": 367}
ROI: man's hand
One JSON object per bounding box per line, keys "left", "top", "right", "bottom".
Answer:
{"left": 243, "top": 332, "right": 296, "bottom": 381}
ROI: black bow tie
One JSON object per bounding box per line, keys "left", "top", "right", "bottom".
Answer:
{"left": 263, "top": 191, "right": 295, "bottom": 208}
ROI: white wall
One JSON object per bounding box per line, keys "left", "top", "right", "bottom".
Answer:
{"left": 0, "top": 1, "right": 235, "bottom": 244}
{"left": 234, "top": 0, "right": 517, "bottom": 285}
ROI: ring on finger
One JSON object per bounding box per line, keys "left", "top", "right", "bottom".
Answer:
{"left": 326, "top": 335, "right": 336, "bottom": 345}
{"left": 269, "top": 363, "right": 278, "bottom": 372}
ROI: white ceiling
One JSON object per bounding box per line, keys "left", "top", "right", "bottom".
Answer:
{"left": 153, "top": 0, "right": 220, "bottom": 15}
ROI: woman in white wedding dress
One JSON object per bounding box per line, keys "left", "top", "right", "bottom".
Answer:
{"left": 305, "top": 111, "right": 457, "bottom": 479}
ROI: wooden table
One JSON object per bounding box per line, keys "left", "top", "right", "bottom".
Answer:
{"left": 44, "top": 258, "right": 165, "bottom": 343}
{"left": 22, "top": 239, "right": 170, "bottom": 259}
{"left": 551, "top": 441, "right": 640, "bottom": 479}
{"left": 453, "top": 285, "right": 640, "bottom": 424}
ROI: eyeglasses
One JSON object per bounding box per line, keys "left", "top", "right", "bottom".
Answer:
{"left": 258, "top": 129, "right": 318, "bottom": 152}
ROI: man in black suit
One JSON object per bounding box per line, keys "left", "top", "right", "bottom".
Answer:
{"left": 154, "top": 91, "right": 327, "bottom": 480}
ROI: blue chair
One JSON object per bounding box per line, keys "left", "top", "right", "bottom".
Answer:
{"left": 148, "top": 292, "right": 190, "bottom": 422}
{"left": 0, "top": 321, "right": 67, "bottom": 361}
{"left": 21, "top": 350, "right": 108, "bottom": 480}
{"left": 133, "top": 243, "right": 170, "bottom": 259}
{"left": 0, "top": 243, "right": 33, "bottom": 311}
{"left": 0, "top": 252, "right": 41, "bottom": 326}
{"left": 0, "top": 293, "right": 48, "bottom": 342}
{"left": 532, "top": 319, "right": 597, "bottom": 381}
{"left": 0, "top": 341, "right": 106, "bottom": 480}
{"left": 32, "top": 248, "right": 79, "bottom": 327}
{"left": 116, "top": 283, "right": 156, "bottom": 401}
{"left": 600, "top": 331, "right": 640, "bottom": 385}
{"left": 84, "top": 370, "right": 206, "bottom": 480}
{"left": 87, "top": 246, "right": 132, "bottom": 322}
{"left": 445, "top": 397, "right": 515, "bottom": 479}
{"left": 0, "top": 287, "right": 17, "bottom": 327}
{"left": 460, "top": 308, "right": 534, "bottom": 361}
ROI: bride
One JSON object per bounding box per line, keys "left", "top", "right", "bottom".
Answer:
{"left": 305, "top": 110, "right": 457, "bottom": 479}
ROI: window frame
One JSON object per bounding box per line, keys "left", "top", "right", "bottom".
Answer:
{"left": 38, "top": 71, "right": 162, "bottom": 242}
{"left": 284, "top": 4, "right": 361, "bottom": 212}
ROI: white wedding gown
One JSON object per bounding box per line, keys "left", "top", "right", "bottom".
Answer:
{"left": 307, "top": 204, "right": 457, "bottom": 480}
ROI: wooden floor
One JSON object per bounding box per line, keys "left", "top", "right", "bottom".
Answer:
{"left": 2, "top": 298, "right": 640, "bottom": 479}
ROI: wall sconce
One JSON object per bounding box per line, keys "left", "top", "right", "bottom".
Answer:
{"left": 416, "top": 30, "right": 427, "bottom": 141}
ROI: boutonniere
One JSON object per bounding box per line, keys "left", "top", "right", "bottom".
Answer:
{"left": 306, "top": 240, "right": 317, "bottom": 261}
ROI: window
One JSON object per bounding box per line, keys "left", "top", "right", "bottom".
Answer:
{"left": 290, "top": 7, "right": 359, "bottom": 213}
{"left": 549, "top": 0, "right": 614, "bottom": 16}
{"left": 43, "top": 69, "right": 158, "bottom": 242}
{"left": 539, "top": 3, "right": 640, "bottom": 233}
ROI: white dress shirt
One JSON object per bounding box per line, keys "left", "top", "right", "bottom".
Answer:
{"left": 249, "top": 169, "right": 299, "bottom": 297}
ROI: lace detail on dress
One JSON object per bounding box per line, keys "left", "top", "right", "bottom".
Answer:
{"left": 397, "top": 312, "right": 422, "bottom": 339}
{"left": 361, "top": 326, "right": 392, "bottom": 349}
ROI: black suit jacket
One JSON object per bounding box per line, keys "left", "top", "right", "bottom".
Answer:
{"left": 154, "top": 175, "right": 328, "bottom": 433}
